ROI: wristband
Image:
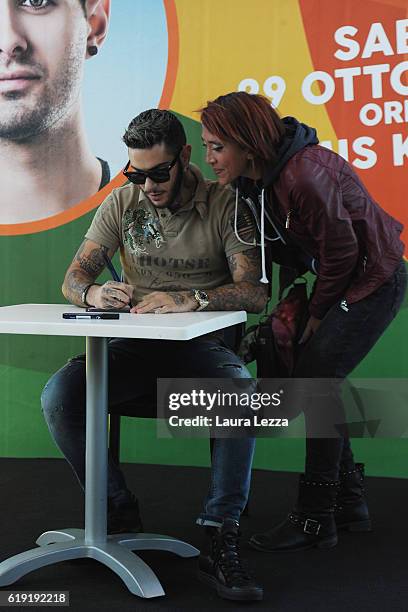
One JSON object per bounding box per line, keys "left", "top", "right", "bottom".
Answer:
{"left": 81, "top": 284, "right": 100, "bottom": 307}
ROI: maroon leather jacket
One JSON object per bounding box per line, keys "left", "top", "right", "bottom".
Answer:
{"left": 270, "top": 145, "right": 404, "bottom": 319}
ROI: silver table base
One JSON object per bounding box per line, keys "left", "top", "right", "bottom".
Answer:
{"left": 0, "top": 337, "right": 199, "bottom": 598}
{"left": 0, "top": 529, "right": 198, "bottom": 599}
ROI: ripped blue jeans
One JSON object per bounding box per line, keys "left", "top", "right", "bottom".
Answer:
{"left": 41, "top": 334, "right": 256, "bottom": 526}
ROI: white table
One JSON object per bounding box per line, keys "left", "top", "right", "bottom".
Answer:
{"left": 0, "top": 304, "right": 246, "bottom": 598}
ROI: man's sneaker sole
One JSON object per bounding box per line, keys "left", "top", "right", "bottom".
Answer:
{"left": 198, "top": 570, "right": 263, "bottom": 601}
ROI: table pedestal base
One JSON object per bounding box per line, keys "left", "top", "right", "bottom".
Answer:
{"left": 0, "top": 529, "right": 199, "bottom": 599}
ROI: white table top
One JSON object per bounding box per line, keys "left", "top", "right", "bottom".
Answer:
{"left": 0, "top": 304, "right": 246, "bottom": 341}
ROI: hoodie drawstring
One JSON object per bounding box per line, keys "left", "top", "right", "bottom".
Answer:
{"left": 259, "top": 189, "right": 268, "bottom": 284}
{"left": 233, "top": 188, "right": 277, "bottom": 284}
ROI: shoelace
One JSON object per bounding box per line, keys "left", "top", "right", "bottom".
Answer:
{"left": 216, "top": 531, "right": 252, "bottom": 583}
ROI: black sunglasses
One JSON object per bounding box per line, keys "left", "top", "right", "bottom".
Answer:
{"left": 123, "top": 149, "right": 182, "bottom": 185}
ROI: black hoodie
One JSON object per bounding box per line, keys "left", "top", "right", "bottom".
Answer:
{"left": 262, "top": 117, "right": 319, "bottom": 186}
{"left": 233, "top": 117, "right": 318, "bottom": 197}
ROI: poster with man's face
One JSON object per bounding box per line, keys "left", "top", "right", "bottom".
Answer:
{"left": 0, "top": 0, "right": 171, "bottom": 231}
{"left": 2, "top": 0, "right": 407, "bottom": 244}
{"left": 0, "top": 0, "right": 175, "bottom": 457}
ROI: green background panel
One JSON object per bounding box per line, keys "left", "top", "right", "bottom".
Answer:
{"left": 0, "top": 113, "right": 407, "bottom": 478}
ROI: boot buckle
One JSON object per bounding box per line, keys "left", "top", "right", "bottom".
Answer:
{"left": 303, "top": 518, "right": 321, "bottom": 535}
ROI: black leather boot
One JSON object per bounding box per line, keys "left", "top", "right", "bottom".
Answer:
{"left": 249, "top": 475, "right": 339, "bottom": 553}
{"left": 335, "top": 463, "right": 372, "bottom": 532}
{"left": 198, "top": 518, "right": 263, "bottom": 601}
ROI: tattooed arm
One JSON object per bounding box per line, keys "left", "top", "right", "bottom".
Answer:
{"left": 133, "top": 248, "right": 269, "bottom": 314}
{"left": 62, "top": 239, "right": 134, "bottom": 309}
{"left": 205, "top": 248, "right": 269, "bottom": 313}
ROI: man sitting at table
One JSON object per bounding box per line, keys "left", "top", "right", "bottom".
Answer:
{"left": 41, "top": 109, "right": 268, "bottom": 602}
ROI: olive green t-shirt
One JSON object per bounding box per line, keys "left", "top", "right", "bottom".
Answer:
{"left": 85, "top": 164, "right": 257, "bottom": 304}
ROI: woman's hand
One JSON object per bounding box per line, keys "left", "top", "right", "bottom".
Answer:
{"left": 298, "top": 315, "right": 322, "bottom": 344}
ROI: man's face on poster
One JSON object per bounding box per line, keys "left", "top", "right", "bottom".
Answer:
{"left": 0, "top": 0, "right": 91, "bottom": 140}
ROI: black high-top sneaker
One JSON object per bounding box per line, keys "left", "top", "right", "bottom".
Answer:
{"left": 107, "top": 494, "right": 143, "bottom": 534}
{"left": 249, "top": 475, "right": 339, "bottom": 553}
{"left": 198, "top": 518, "right": 263, "bottom": 601}
{"left": 335, "top": 463, "right": 372, "bottom": 532}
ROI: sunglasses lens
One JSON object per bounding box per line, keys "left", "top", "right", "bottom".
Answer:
{"left": 125, "top": 173, "right": 146, "bottom": 184}
{"left": 124, "top": 170, "right": 171, "bottom": 184}
{"left": 149, "top": 170, "right": 171, "bottom": 183}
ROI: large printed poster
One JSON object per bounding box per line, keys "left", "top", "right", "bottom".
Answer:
{"left": 0, "top": 0, "right": 407, "bottom": 458}
{"left": 0, "top": 0, "right": 175, "bottom": 455}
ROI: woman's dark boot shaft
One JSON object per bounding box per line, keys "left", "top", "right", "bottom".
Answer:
{"left": 335, "top": 463, "right": 371, "bottom": 532}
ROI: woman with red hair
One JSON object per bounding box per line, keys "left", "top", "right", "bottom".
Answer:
{"left": 200, "top": 91, "right": 407, "bottom": 553}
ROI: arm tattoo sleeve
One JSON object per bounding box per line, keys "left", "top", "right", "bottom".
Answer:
{"left": 208, "top": 248, "right": 269, "bottom": 313}
{"left": 62, "top": 241, "right": 109, "bottom": 306}
{"left": 228, "top": 249, "right": 262, "bottom": 284}
{"left": 74, "top": 242, "right": 108, "bottom": 277}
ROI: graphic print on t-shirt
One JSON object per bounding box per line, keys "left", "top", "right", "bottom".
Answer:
{"left": 123, "top": 208, "right": 164, "bottom": 256}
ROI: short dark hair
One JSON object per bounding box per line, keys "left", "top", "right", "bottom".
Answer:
{"left": 123, "top": 109, "right": 186, "bottom": 155}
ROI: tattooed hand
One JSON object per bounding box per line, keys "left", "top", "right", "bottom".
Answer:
{"left": 62, "top": 239, "right": 134, "bottom": 308}
{"left": 88, "top": 281, "right": 134, "bottom": 310}
{"left": 131, "top": 291, "right": 197, "bottom": 314}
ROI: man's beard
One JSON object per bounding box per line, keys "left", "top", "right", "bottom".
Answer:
{"left": 167, "top": 163, "right": 184, "bottom": 208}
{"left": 145, "top": 163, "right": 184, "bottom": 209}
{"left": 0, "top": 94, "right": 65, "bottom": 141}
{"left": 0, "top": 41, "right": 86, "bottom": 141}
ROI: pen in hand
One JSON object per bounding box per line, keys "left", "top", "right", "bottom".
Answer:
{"left": 102, "top": 251, "right": 133, "bottom": 308}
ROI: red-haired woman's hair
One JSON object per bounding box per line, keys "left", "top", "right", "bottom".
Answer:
{"left": 200, "top": 92, "right": 285, "bottom": 168}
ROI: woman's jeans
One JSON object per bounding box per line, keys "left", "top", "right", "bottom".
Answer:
{"left": 41, "top": 334, "right": 256, "bottom": 526}
{"left": 293, "top": 260, "right": 407, "bottom": 482}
